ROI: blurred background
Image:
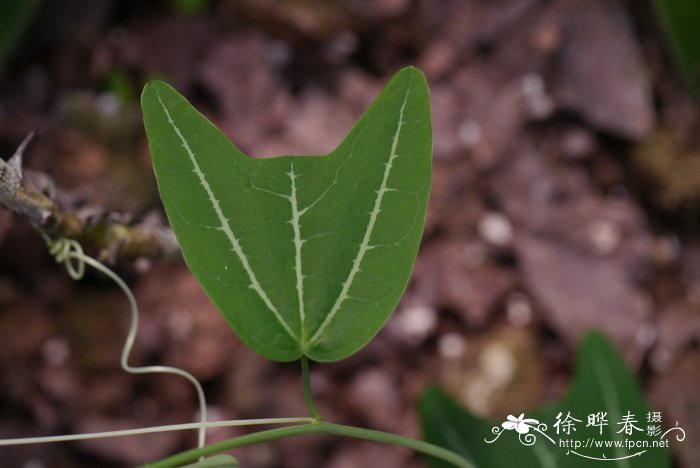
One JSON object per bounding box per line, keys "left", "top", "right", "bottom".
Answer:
{"left": 0, "top": 0, "right": 699, "bottom": 466}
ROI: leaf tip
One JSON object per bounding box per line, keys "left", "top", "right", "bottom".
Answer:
{"left": 396, "top": 65, "right": 428, "bottom": 85}
{"left": 580, "top": 328, "right": 613, "bottom": 349}
{"left": 141, "top": 79, "right": 173, "bottom": 103}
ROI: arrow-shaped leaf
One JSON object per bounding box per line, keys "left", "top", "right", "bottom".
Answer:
{"left": 142, "top": 67, "right": 432, "bottom": 362}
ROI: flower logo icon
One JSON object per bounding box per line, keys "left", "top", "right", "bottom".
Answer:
{"left": 502, "top": 414, "right": 540, "bottom": 434}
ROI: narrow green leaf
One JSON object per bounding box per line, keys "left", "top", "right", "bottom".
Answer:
{"left": 142, "top": 67, "right": 432, "bottom": 362}
{"left": 420, "top": 331, "right": 671, "bottom": 468}
{"left": 182, "top": 454, "right": 239, "bottom": 468}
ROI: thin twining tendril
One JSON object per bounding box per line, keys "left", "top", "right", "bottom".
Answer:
{"left": 39, "top": 232, "right": 208, "bottom": 450}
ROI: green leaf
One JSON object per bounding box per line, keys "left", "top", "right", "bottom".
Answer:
{"left": 182, "top": 454, "right": 239, "bottom": 468}
{"left": 420, "top": 331, "right": 671, "bottom": 468}
{"left": 142, "top": 67, "right": 432, "bottom": 362}
{"left": 655, "top": 0, "right": 700, "bottom": 94}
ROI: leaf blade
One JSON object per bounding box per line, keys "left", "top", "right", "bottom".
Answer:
{"left": 142, "top": 81, "right": 301, "bottom": 361}
{"left": 142, "top": 67, "right": 432, "bottom": 362}
{"left": 304, "top": 68, "right": 431, "bottom": 360}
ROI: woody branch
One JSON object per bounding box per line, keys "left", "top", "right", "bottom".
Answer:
{"left": 0, "top": 132, "right": 179, "bottom": 261}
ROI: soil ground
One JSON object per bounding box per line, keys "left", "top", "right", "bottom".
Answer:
{"left": 1, "top": 1, "right": 699, "bottom": 467}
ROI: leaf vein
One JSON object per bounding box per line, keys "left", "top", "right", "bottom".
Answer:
{"left": 307, "top": 73, "right": 414, "bottom": 348}
{"left": 154, "top": 88, "right": 296, "bottom": 342}
{"left": 288, "top": 161, "right": 306, "bottom": 342}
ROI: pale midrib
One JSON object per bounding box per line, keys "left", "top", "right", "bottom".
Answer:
{"left": 288, "top": 162, "right": 306, "bottom": 342}
{"left": 307, "top": 80, "right": 412, "bottom": 347}
{"left": 155, "top": 89, "right": 296, "bottom": 341}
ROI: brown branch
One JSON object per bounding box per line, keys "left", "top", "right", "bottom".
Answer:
{"left": 0, "top": 132, "right": 180, "bottom": 262}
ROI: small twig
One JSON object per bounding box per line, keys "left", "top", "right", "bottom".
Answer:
{"left": 0, "top": 132, "right": 179, "bottom": 261}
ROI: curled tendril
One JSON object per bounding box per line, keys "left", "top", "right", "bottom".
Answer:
{"left": 40, "top": 232, "right": 208, "bottom": 450}
{"left": 42, "top": 233, "right": 85, "bottom": 280}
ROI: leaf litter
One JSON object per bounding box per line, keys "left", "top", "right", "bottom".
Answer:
{"left": 0, "top": 0, "right": 699, "bottom": 466}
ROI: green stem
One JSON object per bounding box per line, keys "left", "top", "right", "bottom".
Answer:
{"left": 143, "top": 421, "right": 474, "bottom": 468}
{"left": 319, "top": 422, "right": 474, "bottom": 468}
{"left": 300, "top": 356, "right": 321, "bottom": 420}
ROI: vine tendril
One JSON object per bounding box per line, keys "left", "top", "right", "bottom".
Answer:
{"left": 39, "top": 232, "right": 209, "bottom": 450}
{"left": 0, "top": 233, "right": 473, "bottom": 468}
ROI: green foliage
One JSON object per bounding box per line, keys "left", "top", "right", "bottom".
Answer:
{"left": 142, "top": 67, "right": 432, "bottom": 363}
{"left": 0, "top": 0, "right": 39, "bottom": 64}
{"left": 182, "top": 455, "right": 239, "bottom": 467}
{"left": 655, "top": 0, "right": 700, "bottom": 94}
{"left": 420, "top": 331, "right": 671, "bottom": 468}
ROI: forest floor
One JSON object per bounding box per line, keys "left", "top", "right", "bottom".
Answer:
{"left": 0, "top": 1, "right": 699, "bottom": 467}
